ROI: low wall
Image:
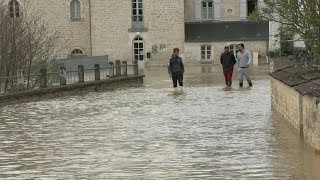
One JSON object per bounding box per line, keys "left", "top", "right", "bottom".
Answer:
{"left": 303, "top": 95, "right": 320, "bottom": 150}
{"left": 0, "top": 75, "right": 144, "bottom": 106}
{"left": 271, "top": 77, "right": 320, "bottom": 151}
{"left": 271, "top": 78, "right": 301, "bottom": 133}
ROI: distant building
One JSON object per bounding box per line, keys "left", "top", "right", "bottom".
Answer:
{"left": 4, "top": 0, "right": 274, "bottom": 65}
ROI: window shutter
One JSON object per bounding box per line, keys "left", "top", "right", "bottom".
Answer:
{"left": 240, "top": 0, "right": 247, "bottom": 20}
{"left": 195, "top": 0, "right": 201, "bottom": 21}
{"left": 213, "top": 0, "right": 220, "bottom": 21}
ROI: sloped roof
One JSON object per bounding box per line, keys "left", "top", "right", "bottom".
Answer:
{"left": 270, "top": 66, "right": 320, "bottom": 97}
{"left": 185, "top": 21, "right": 269, "bottom": 42}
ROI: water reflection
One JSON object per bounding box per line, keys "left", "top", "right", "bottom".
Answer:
{"left": 0, "top": 65, "right": 319, "bottom": 179}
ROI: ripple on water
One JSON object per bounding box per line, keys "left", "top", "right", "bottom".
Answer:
{"left": 0, "top": 71, "right": 320, "bottom": 179}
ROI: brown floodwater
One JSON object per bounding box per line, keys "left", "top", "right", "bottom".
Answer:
{"left": 0, "top": 65, "right": 320, "bottom": 179}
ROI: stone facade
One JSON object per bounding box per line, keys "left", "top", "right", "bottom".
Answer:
{"left": 185, "top": 0, "right": 241, "bottom": 22}
{"left": 5, "top": 0, "right": 271, "bottom": 65}
{"left": 6, "top": 0, "right": 92, "bottom": 58}
{"left": 185, "top": 41, "right": 268, "bottom": 64}
{"left": 91, "top": 0, "right": 185, "bottom": 65}
{"left": 303, "top": 95, "right": 320, "bottom": 150}
{"left": 271, "top": 78, "right": 301, "bottom": 133}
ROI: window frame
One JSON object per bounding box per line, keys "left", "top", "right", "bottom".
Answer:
{"left": 9, "top": 0, "right": 20, "bottom": 18}
{"left": 201, "top": 45, "right": 212, "bottom": 60}
{"left": 70, "top": 0, "right": 81, "bottom": 20}
{"left": 201, "top": 0, "right": 214, "bottom": 20}
{"left": 70, "top": 48, "right": 86, "bottom": 57}
{"left": 132, "top": 0, "right": 144, "bottom": 28}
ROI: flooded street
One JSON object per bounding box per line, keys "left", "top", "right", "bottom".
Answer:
{"left": 1, "top": 65, "right": 320, "bottom": 179}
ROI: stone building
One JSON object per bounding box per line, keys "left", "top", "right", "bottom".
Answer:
{"left": 3, "top": 0, "right": 272, "bottom": 65}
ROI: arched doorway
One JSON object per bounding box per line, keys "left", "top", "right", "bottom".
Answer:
{"left": 133, "top": 36, "right": 144, "bottom": 62}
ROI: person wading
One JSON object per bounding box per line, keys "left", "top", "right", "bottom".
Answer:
{"left": 220, "top": 46, "right": 236, "bottom": 87}
{"left": 237, "top": 43, "right": 253, "bottom": 87}
{"left": 168, "top": 48, "right": 184, "bottom": 88}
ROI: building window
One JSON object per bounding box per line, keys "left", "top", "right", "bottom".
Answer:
{"left": 247, "top": 0, "right": 257, "bottom": 16}
{"left": 201, "top": 45, "right": 212, "bottom": 60}
{"left": 229, "top": 44, "right": 240, "bottom": 57}
{"left": 132, "top": 0, "right": 144, "bottom": 28}
{"left": 70, "top": 48, "right": 85, "bottom": 57}
{"left": 9, "top": 0, "right": 20, "bottom": 18}
{"left": 133, "top": 36, "right": 144, "bottom": 61}
{"left": 201, "top": 0, "right": 213, "bottom": 20}
{"left": 70, "top": 0, "right": 81, "bottom": 20}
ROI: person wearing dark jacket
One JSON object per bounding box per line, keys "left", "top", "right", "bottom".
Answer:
{"left": 220, "top": 46, "right": 236, "bottom": 87}
{"left": 168, "top": 48, "right": 184, "bottom": 88}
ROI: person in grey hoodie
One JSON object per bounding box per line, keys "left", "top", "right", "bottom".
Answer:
{"left": 168, "top": 48, "right": 184, "bottom": 88}
{"left": 236, "top": 43, "right": 253, "bottom": 87}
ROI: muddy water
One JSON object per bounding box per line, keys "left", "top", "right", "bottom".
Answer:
{"left": 0, "top": 65, "right": 319, "bottom": 179}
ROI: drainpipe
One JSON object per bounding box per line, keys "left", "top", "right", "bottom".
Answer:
{"left": 89, "top": 0, "right": 93, "bottom": 56}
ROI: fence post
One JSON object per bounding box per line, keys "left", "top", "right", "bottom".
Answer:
{"left": 122, "top": 60, "right": 127, "bottom": 76}
{"left": 17, "top": 70, "right": 24, "bottom": 90}
{"left": 60, "top": 67, "right": 67, "bottom": 85}
{"left": 94, "top": 64, "right": 100, "bottom": 81}
{"left": 133, "top": 60, "right": 138, "bottom": 75}
{"left": 40, "top": 68, "right": 47, "bottom": 88}
{"left": 78, "top": 65, "right": 84, "bottom": 83}
{"left": 108, "top": 62, "right": 114, "bottom": 78}
{"left": 115, "top": 60, "right": 121, "bottom": 76}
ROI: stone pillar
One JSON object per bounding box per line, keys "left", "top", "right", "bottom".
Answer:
{"left": 115, "top": 60, "right": 121, "bottom": 76}
{"left": 108, "top": 62, "right": 114, "bottom": 78}
{"left": 39, "top": 68, "right": 47, "bottom": 88}
{"left": 133, "top": 61, "right": 138, "bottom": 75}
{"left": 60, "top": 67, "right": 67, "bottom": 86}
{"left": 94, "top": 64, "right": 100, "bottom": 81}
{"left": 78, "top": 65, "right": 84, "bottom": 83}
{"left": 122, "top": 60, "right": 127, "bottom": 76}
{"left": 17, "top": 70, "right": 24, "bottom": 90}
{"left": 137, "top": 59, "right": 145, "bottom": 75}
{"left": 253, "top": 52, "right": 259, "bottom": 66}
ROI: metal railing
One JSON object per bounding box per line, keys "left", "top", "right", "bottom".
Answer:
{"left": 0, "top": 60, "right": 138, "bottom": 94}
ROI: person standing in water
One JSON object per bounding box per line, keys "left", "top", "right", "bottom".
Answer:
{"left": 220, "top": 46, "right": 236, "bottom": 87}
{"left": 237, "top": 43, "right": 253, "bottom": 87}
{"left": 168, "top": 48, "right": 184, "bottom": 88}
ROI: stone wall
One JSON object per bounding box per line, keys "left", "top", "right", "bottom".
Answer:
{"left": 185, "top": 41, "right": 268, "bottom": 63}
{"left": 303, "top": 95, "right": 320, "bottom": 150}
{"left": 14, "top": 0, "right": 92, "bottom": 58}
{"left": 271, "top": 78, "right": 301, "bottom": 133}
{"left": 271, "top": 77, "right": 320, "bottom": 151}
{"left": 91, "top": 0, "right": 185, "bottom": 65}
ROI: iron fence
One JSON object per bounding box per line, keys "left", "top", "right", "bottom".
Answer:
{"left": 0, "top": 61, "right": 138, "bottom": 94}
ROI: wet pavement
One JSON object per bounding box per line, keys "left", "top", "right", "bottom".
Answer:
{"left": 0, "top": 65, "right": 320, "bottom": 179}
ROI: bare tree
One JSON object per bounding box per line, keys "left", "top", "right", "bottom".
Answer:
{"left": 0, "top": 1, "right": 67, "bottom": 92}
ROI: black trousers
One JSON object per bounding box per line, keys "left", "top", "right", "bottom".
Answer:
{"left": 172, "top": 73, "right": 183, "bottom": 87}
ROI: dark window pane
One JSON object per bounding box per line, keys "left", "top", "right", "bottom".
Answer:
{"left": 139, "top": 55, "right": 144, "bottom": 60}
{"left": 134, "top": 49, "right": 139, "bottom": 54}
{"left": 139, "top": 43, "right": 143, "bottom": 48}
{"left": 134, "top": 43, "right": 138, "bottom": 48}
{"left": 202, "top": 2, "right": 206, "bottom": 7}
{"left": 208, "top": 2, "right": 213, "bottom": 7}
{"left": 134, "top": 55, "right": 139, "bottom": 60}
{"left": 138, "top": 9, "right": 143, "bottom": 15}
